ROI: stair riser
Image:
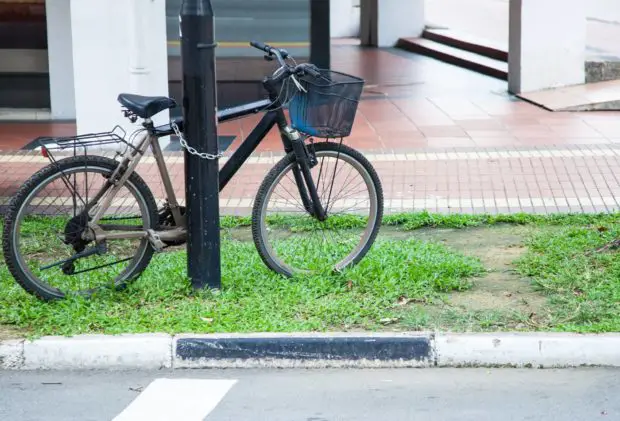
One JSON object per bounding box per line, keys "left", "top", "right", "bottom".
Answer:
{"left": 423, "top": 30, "right": 508, "bottom": 62}
{"left": 396, "top": 40, "right": 508, "bottom": 81}
{"left": 586, "top": 61, "right": 620, "bottom": 83}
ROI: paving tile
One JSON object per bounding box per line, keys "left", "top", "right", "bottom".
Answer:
{"left": 1, "top": 46, "right": 620, "bottom": 216}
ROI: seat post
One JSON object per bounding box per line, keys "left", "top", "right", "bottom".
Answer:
{"left": 149, "top": 130, "right": 184, "bottom": 226}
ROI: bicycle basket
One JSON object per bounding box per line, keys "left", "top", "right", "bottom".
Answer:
{"left": 288, "top": 69, "right": 364, "bottom": 138}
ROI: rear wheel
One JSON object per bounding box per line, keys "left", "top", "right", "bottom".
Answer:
{"left": 2, "top": 155, "right": 159, "bottom": 301}
{"left": 252, "top": 142, "right": 383, "bottom": 277}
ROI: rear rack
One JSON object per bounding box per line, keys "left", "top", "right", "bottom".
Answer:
{"left": 37, "top": 125, "right": 136, "bottom": 153}
{"left": 36, "top": 125, "right": 141, "bottom": 167}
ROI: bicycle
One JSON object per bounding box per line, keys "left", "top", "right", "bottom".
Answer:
{"left": 2, "top": 41, "right": 384, "bottom": 301}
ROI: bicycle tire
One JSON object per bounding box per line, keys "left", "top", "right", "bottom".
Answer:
{"left": 2, "top": 155, "right": 159, "bottom": 301}
{"left": 251, "top": 142, "right": 384, "bottom": 277}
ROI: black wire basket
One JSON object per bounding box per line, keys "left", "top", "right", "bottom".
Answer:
{"left": 288, "top": 69, "right": 364, "bottom": 138}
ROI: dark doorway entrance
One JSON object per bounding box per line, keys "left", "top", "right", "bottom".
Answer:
{"left": 0, "top": 0, "right": 49, "bottom": 109}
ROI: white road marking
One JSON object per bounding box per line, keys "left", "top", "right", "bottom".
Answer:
{"left": 112, "top": 378, "right": 236, "bottom": 421}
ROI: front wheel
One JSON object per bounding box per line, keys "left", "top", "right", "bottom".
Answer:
{"left": 252, "top": 142, "right": 384, "bottom": 277}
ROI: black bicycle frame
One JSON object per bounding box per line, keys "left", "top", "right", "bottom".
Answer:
{"left": 217, "top": 99, "right": 281, "bottom": 190}
{"left": 155, "top": 98, "right": 279, "bottom": 191}
{"left": 156, "top": 96, "right": 323, "bottom": 218}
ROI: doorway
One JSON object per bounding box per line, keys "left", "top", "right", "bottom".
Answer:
{"left": 0, "top": 0, "right": 50, "bottom": 109}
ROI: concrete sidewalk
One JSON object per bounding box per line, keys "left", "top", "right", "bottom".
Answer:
{"left": 1, "top": 143, "right": 619, "bottom": 215}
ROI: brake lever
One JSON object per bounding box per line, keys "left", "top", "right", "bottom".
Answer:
{"left": 263, "top": 54, "right": 274, "bottom": 62}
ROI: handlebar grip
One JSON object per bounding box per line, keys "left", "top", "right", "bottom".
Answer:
{"left": 250, "top": 40, "right": 270, "bottom": 53}
{"left": 297, "top": 63, "right": 321, "bottom": 78}
{"left": 306, "top": 66, "right": 321, "bottom": 78}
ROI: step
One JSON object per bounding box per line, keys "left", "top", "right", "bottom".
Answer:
{"left": 396, "top": 38, "right": 508, "bottom": 80}
{"left": 422, "top": 28, "right": 508, "bottom": 62}
{"left": 586, "top": 60, "right": 620, "bottom": 83}
{"left": 0, "top": 107, "right": 50, "bottom": 121}
{"left": 517, "top": 79, "right": 620, "bottom": 111}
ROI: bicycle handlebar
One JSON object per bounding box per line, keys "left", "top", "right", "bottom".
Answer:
{"left": 249, "top": 40, "right": 270, "bottom": 53}
{"left": 249, "top": 40, "right": 321, "bottom": 82}
{"left": 250, "top": 40, "right": 289, "bottom": 65}
{"left": 301, "top": 63, "right": 321, "bottom": 78}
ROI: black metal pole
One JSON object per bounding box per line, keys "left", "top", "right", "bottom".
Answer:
{"left": 180, "top": 0, "right": 221, "bottom": 290}
{"left": 310, "top": 0, "right": 330, "bottom": 69}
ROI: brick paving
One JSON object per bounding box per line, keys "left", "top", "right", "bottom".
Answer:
{"left": 1, "top": 46, "right": 619, "bottom": 215}
{"left": 1, "top": 143, "right": 619, "bottom": 215}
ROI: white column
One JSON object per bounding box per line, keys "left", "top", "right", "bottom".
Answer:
{"left": 45, "top": 0, "right": 76, "bottom": 120}
{"left": 330, "top": 0, "right": 360, "bottom": 38}
{"left": 508, "top": 0, "right": 586, "bottom": 93}
{"left": 360, "top": 0, "right": 425, "bottom": 47}
{"left": 70, "top": 0, "right": 170, "bottom": 136}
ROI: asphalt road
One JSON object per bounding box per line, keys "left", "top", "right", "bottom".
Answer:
{"left": 1, "top": 368, "right": 619, "bottom": 420}
{"left": 166, "top": 0, "right": 311, "bottom": 58}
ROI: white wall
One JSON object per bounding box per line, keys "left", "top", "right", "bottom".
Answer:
{"left": 361, "top": 0, "right": 425, "bottom": 47}
{"left": 46, "top": 0, "right": 75, "bottom": 120}
{"left": 70, "top": 0, "right": 170, "bottom": 136}
{"left": 588, "top": 0, "right": 620, "bottom": 23}
{"left": 508, "top": 0, "right": 586, "bottom": 93}
{"left": 330, "top": 0, "right": 360, "bottom": 38}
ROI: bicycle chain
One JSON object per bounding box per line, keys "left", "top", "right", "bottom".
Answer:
{"left": 172, "top": 122, "right": 224, "bottom": 160}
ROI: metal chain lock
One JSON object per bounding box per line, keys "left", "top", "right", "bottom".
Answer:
{"left": 172, "top": 122, "right": 224, "bottom": 160}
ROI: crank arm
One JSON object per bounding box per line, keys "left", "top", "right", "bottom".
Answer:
{"left": 99, "top": 224, "right": 144, "bottom": 231}
{"left": 39, "top": 242, "right": 107, "bottom": 271}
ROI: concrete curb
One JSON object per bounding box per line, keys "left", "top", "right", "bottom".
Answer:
{"left": 435, "top": 333, "right": 620, "bottom": 368}
{"left": 174, "top": 332, "right": 434, "bottom": 368}
{"left": 2, "top": 332, "right": 620, "bottom": 370}
{"left": 0, "top": 339, "right": 24, "bottom": 369}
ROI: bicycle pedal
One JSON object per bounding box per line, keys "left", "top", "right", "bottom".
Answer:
{"left": 146, "top": 229, "right": 166, "bottom": 252}
{"left": 61, "top": 261, "right": 75, "bottom": 275}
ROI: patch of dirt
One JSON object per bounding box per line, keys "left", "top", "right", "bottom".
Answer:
{"left": 223, "top": 223, "right": 549, "bottom": 330}
{"left": 381, "top": 224, "right": 546, "bottom": 317}
{"left": 0, "top": 325, "right": 23, "bottom": 341}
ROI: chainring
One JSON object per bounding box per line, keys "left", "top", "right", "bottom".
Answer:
{"left": 158, "top": 204, "right": 187, "bottom": 247}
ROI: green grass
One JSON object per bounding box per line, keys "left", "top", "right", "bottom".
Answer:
{"left": 515, "top": 222, "right": 620, "bottom": 333}
{"left": 222, "top": 210, "right": 619, "bottom": 231}
{"left": 382, "top": 211, "right": 620, "bottom": 230}
{"left": 1, "top": 211, "right": 619, "bottom": 337}
{"left": 0, "top": 216, "right": 485, "bottom": 336}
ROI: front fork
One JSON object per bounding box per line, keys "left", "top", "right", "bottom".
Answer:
{"left": 264, "top": 76, "right": 326, "bottom": 221}
{"left": 282, "top": 126, "right": 327, "bottom": 221}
